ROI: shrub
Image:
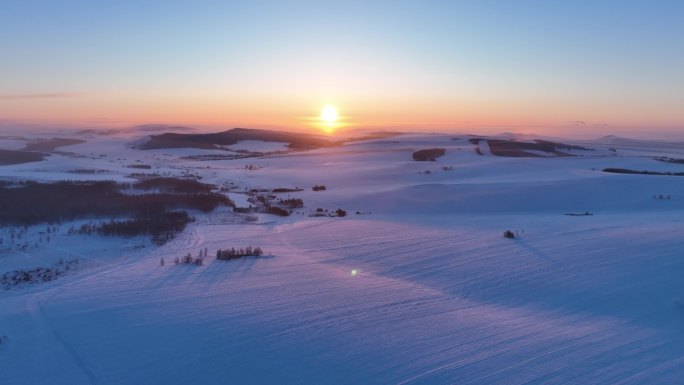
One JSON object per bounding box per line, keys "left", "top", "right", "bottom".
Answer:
{"left": 503, "top": 230, "right": 515, "bottom": 239}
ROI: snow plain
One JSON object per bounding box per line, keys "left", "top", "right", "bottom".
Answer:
{"left": 1, "top": 130, "right": 684, "bottom": 384}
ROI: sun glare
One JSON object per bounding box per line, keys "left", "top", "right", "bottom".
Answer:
{"left": 321, "top": 105, "right": 338, "bottom": 123}
{"left": 318, "top": 105, "right": 340, "bottom": 134}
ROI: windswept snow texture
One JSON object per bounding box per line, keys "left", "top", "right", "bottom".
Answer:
{"left": 2, "top": 130, "right": 684, "bottom": 385}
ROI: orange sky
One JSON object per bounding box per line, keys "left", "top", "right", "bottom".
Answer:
{"left": 2, "top": 91, "right": 681, "bottom": 137}
{"left": 2, "top": 2, "right": 682, "bottom": 137}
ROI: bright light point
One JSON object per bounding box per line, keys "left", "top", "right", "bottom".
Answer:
{"left": 321, "top": 105, "right": 338, "bottom": 123}
{"left": 314, "top": 105, "right": 343, "bottom": 134}
{"left": 350, "top": 269, "right": 358, "bottom": 276}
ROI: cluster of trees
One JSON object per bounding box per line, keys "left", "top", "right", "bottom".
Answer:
{"left": 216, "top": 246, "right": 264, "bottom": 260}
{"left": 1, "top": 258, "right": 78, "bottom": 289}
{"left": 133, "top": 177, "right": 213, "bottom": 193}
{"left": 487, "top": 140, "right": 591, "bottom": 157}
{"left": 174, "top": 250, "right": 205, "bottom": 266}
{"left": 0, "top": 180, "right": 232, "bottom": 226}
{"left": 278, "top": 198, "right": 304, "bottom": 209}
{"left": 96, "top": 211, "right": 193, "bottom": 245}
{"left": 0, "top": 181, "right": 119, "bottom": 225}
{"left": 128, "top": 172, "right": 161, "bottom": 179}
{"left": 603, "top": 168, "right": 684, "bottom": 176}
{"left": 253, "top": 194, "right": 273, "bottom": 205}
{"left": 68, "top": 169, "right": 109, "bottom": 174}
{"left": 246, "top": 191, "right": 305, "bottom": 217}
{"left": 272, "top": 187, "right": 303, "bottom": 193}
{"left": 312, "top": 185, "right": 327, "bottom": 191}
{"left": 0, "top": 149, "right": 45, "bottom": 166}
{"left": 182, "top": 154, "right": 249, "bottom": 161}
{"left": 266, "top": 207, "right": 290, "bottom": 216}
{"left": 412, "top": 148, "right": 446, "bottom": 161}
{"left": 310, "top": 208, "right": 347, "bottom": 217}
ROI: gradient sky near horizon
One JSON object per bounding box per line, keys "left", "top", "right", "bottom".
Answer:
{"left": 1, "top": 0, "right": 683, "bottom": 135}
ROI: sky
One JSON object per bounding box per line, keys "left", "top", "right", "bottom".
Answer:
{"left": 1, "top": 0, "right": 683, "bottom": 136}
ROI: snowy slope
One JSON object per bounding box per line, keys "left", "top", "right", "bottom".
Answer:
{"left": 2, "top": 130, "right": 684, "bottom": 384}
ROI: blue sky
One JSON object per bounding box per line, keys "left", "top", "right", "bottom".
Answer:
{"left": 1, "top": 0, "right": 682, "bottom": 134}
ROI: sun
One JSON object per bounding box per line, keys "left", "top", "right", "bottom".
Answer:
{"left": 320, "top": 105, "right": 338, "bottom": 124}
{"left": 312, "top": 104, "right": 348, "bottom": 135}
{"left": 319, "top": 105, "right": 339, "bottom": 134}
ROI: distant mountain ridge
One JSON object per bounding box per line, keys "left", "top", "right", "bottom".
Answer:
{"left": 139, "top": 128, "right": 337, "bottom": 150}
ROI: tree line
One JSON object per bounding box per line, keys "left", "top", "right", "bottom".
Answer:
{"left": 216, "top": 246, "right": 264, "bottom": 260}
{"left": 0, "top": 180, "right": 233, "bottom": 226}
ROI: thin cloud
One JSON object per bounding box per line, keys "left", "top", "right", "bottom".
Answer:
{"left": 0, "top": 92, "right": 81, "bottom": 100}
{"left": 569, "top": 120, "right": 587, "bottom": 126}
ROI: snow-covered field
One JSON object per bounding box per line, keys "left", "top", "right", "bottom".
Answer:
{"left": 2, "top": 129, "right": 684, "bottom": 384}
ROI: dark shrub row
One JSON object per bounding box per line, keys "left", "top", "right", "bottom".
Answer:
{"left": 273, "top": 187, "right": 303, "bottom": 193}
{"left": 216, "top": 246, "right": 264, "bottom": 260}
{"left": 603, "top": 168, "right": 684, "bottom": 176}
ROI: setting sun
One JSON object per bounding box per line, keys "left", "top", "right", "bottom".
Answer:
{"left": 321, "top": 105, "right": 338, "bottom": 123}
{"left": 319, "top": 105, "right": 339, "bottom": 133}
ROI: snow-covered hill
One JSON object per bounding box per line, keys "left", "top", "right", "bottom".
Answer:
{"left": 1, "top": 129, "right": 684, "bottom": 384}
